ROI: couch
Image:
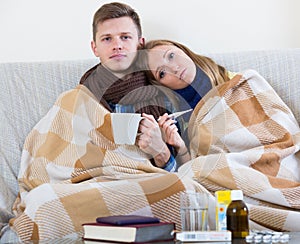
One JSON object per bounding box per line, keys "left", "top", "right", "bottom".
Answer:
{"left": 1, "top": 49, "right": 300, "bottom": 243}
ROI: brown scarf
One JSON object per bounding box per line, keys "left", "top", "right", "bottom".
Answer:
{"left": 79, "top": 64, "right": 168, "bottom": 119}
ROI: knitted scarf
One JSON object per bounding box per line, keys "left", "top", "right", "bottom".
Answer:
{"left": 79, "top": 63, "right": 167, "bottom": 118}
{"left": 174, "top": 66, "right": 212, "bottom": 121}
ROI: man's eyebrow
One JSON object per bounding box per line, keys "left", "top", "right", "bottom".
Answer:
{"left": 99, "top": 32, "right": 132, "bottom": 39}
{"left": 120, "top": 32, "right": 132, "bottom": 35}
{"left": 99, "top": 33, "right": 111, "bottom": 39}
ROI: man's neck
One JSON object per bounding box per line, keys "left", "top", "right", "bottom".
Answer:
{"left": 113, "top": 72, "right": 133, "bottom": 79}
{"left": 104, "top": 66, "right": 135, "bottom": 79}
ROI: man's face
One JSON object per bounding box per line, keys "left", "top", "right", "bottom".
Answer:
{"left": 91, "top": 16, "right": 143, "bottom": 77}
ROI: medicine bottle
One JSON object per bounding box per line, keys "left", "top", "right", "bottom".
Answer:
{"left": 226, "top": 190, "right": 249, "bottom": 238}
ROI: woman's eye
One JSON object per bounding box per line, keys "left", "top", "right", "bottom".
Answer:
{"left": 159, "top": 70, "right": 166, "bottom": 79}
{"left": 169, "top": 52, "right": 174, "bottom": 60}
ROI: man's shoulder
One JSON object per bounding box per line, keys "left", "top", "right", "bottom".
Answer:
{"left": 79, "top": 63, "right": 100, "bottom": 84}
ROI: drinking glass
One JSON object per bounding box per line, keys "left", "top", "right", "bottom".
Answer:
{"left": 115, "top": 104, "right": 135, "bottom": 113}
{"left": 180, "top": 191, "right": 209, "bottom": 231}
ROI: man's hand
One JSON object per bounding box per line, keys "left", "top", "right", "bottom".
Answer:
{"left": 137, "top": 113, "right": 170, "bottom": 168}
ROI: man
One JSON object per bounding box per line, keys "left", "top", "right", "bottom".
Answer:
{"left": 79, "top": 2, "right": 177, "bottom": 171}
{"left": 11, "top": 4, "right": 191, "bottom": 241}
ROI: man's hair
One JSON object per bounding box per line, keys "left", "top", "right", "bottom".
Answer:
{"left": 92, "top": 2, "right": 142, "bottom": 41}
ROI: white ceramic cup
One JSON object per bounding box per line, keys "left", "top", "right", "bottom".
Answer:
{"left": 111, "top": 113, "right": 142, "bottom": 145}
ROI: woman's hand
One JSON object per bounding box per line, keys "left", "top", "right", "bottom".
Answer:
{"left": 158, "top": 113, "right": 185, "bottom": 151}
{"left": 137, "top": 113, "right": 170, "bottom": 168}
{"left": 158, "top": 113, "right": 191, "bottom": 164}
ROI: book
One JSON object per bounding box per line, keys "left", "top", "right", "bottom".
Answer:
{"left": 83, "top": 240, "right": 174, "bottom": 244}
{"left": 82, "top": 221, "right": 175, "bottom": 243}
{"left": 96, "top": 215, "right": 160, "bottom": 225}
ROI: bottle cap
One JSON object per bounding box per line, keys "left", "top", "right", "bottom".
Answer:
{"left": 231, "top": 190, "right": 243, "bottom": 200}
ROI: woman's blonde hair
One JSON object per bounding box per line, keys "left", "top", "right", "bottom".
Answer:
{"left": 142, "top": 39, "right": 230, "bottom": 87}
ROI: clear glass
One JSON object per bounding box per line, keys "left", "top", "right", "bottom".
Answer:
{"left": 180, "top": 192, "right": 209, "bottom": 231}
{"left": 115, "top": 104, "right": 135, "bottom": 113}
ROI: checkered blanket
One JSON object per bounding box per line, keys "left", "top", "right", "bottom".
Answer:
{"left": 10, "top": 85, "right": 208, "bottom": 242}
{"left": 10, "top": 69, "right": 300, "bottom": 241}
{"left": 179, "top": 69, "right": 300, "bottom": 231}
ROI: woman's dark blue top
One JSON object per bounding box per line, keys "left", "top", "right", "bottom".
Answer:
{"left": 174, "top": 65, "right": 212, "bottom": 113}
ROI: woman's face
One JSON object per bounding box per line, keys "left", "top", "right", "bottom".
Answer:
{"left": 147, "top": 44, "right": 197, "bottom": 89}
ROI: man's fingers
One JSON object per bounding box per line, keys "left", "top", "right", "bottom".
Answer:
{"left": 141, "top": 113, "right": 156, "bottom": 123}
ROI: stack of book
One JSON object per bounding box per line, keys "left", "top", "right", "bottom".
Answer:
{"left": 82, "top": 215, "right": 175, "bottom": 243}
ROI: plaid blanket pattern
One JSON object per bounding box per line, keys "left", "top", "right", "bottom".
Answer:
{"left": 10, "top": 69, "right": 300, "bottom": 241}
{"left": 10, "top": 85, "right": 208, "bottom": 242}
{"left": 179, "top": 69, "right": 300, "bottom": 231}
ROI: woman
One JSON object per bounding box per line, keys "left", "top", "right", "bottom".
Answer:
{"left": 141, "top": 40, "right": 300, "bottom": 232}
{"left": 140, "top": 39, "right": 234, "bottom": 163}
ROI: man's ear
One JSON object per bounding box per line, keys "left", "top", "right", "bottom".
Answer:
{"left": 139, "top": 37, "right": 145, "bottom": 49}
{"left": 91, "top": 41, "right": 99, "bottom": 57}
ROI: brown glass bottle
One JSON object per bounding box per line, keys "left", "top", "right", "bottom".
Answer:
{"left": 226, "top": 190, "right": 249, "bottom": 239}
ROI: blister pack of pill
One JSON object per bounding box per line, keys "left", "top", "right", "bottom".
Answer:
{"left": 245, "top": 230, "right": 290, "bottom": 243}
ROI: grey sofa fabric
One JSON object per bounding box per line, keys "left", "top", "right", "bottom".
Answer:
{"left": 0, "top": 49, "right": 299, "bottom": 242}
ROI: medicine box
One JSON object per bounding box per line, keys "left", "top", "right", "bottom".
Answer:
{"left": 215, "top": 190, "right": 231, "bottom": 231}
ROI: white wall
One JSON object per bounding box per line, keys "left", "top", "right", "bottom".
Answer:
{"left": 1, "top": 0, "right": 299, "bottom": 63}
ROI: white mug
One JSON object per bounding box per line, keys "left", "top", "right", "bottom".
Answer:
{"left": 111, "top": 113, "right": 142, "bottom": 145}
